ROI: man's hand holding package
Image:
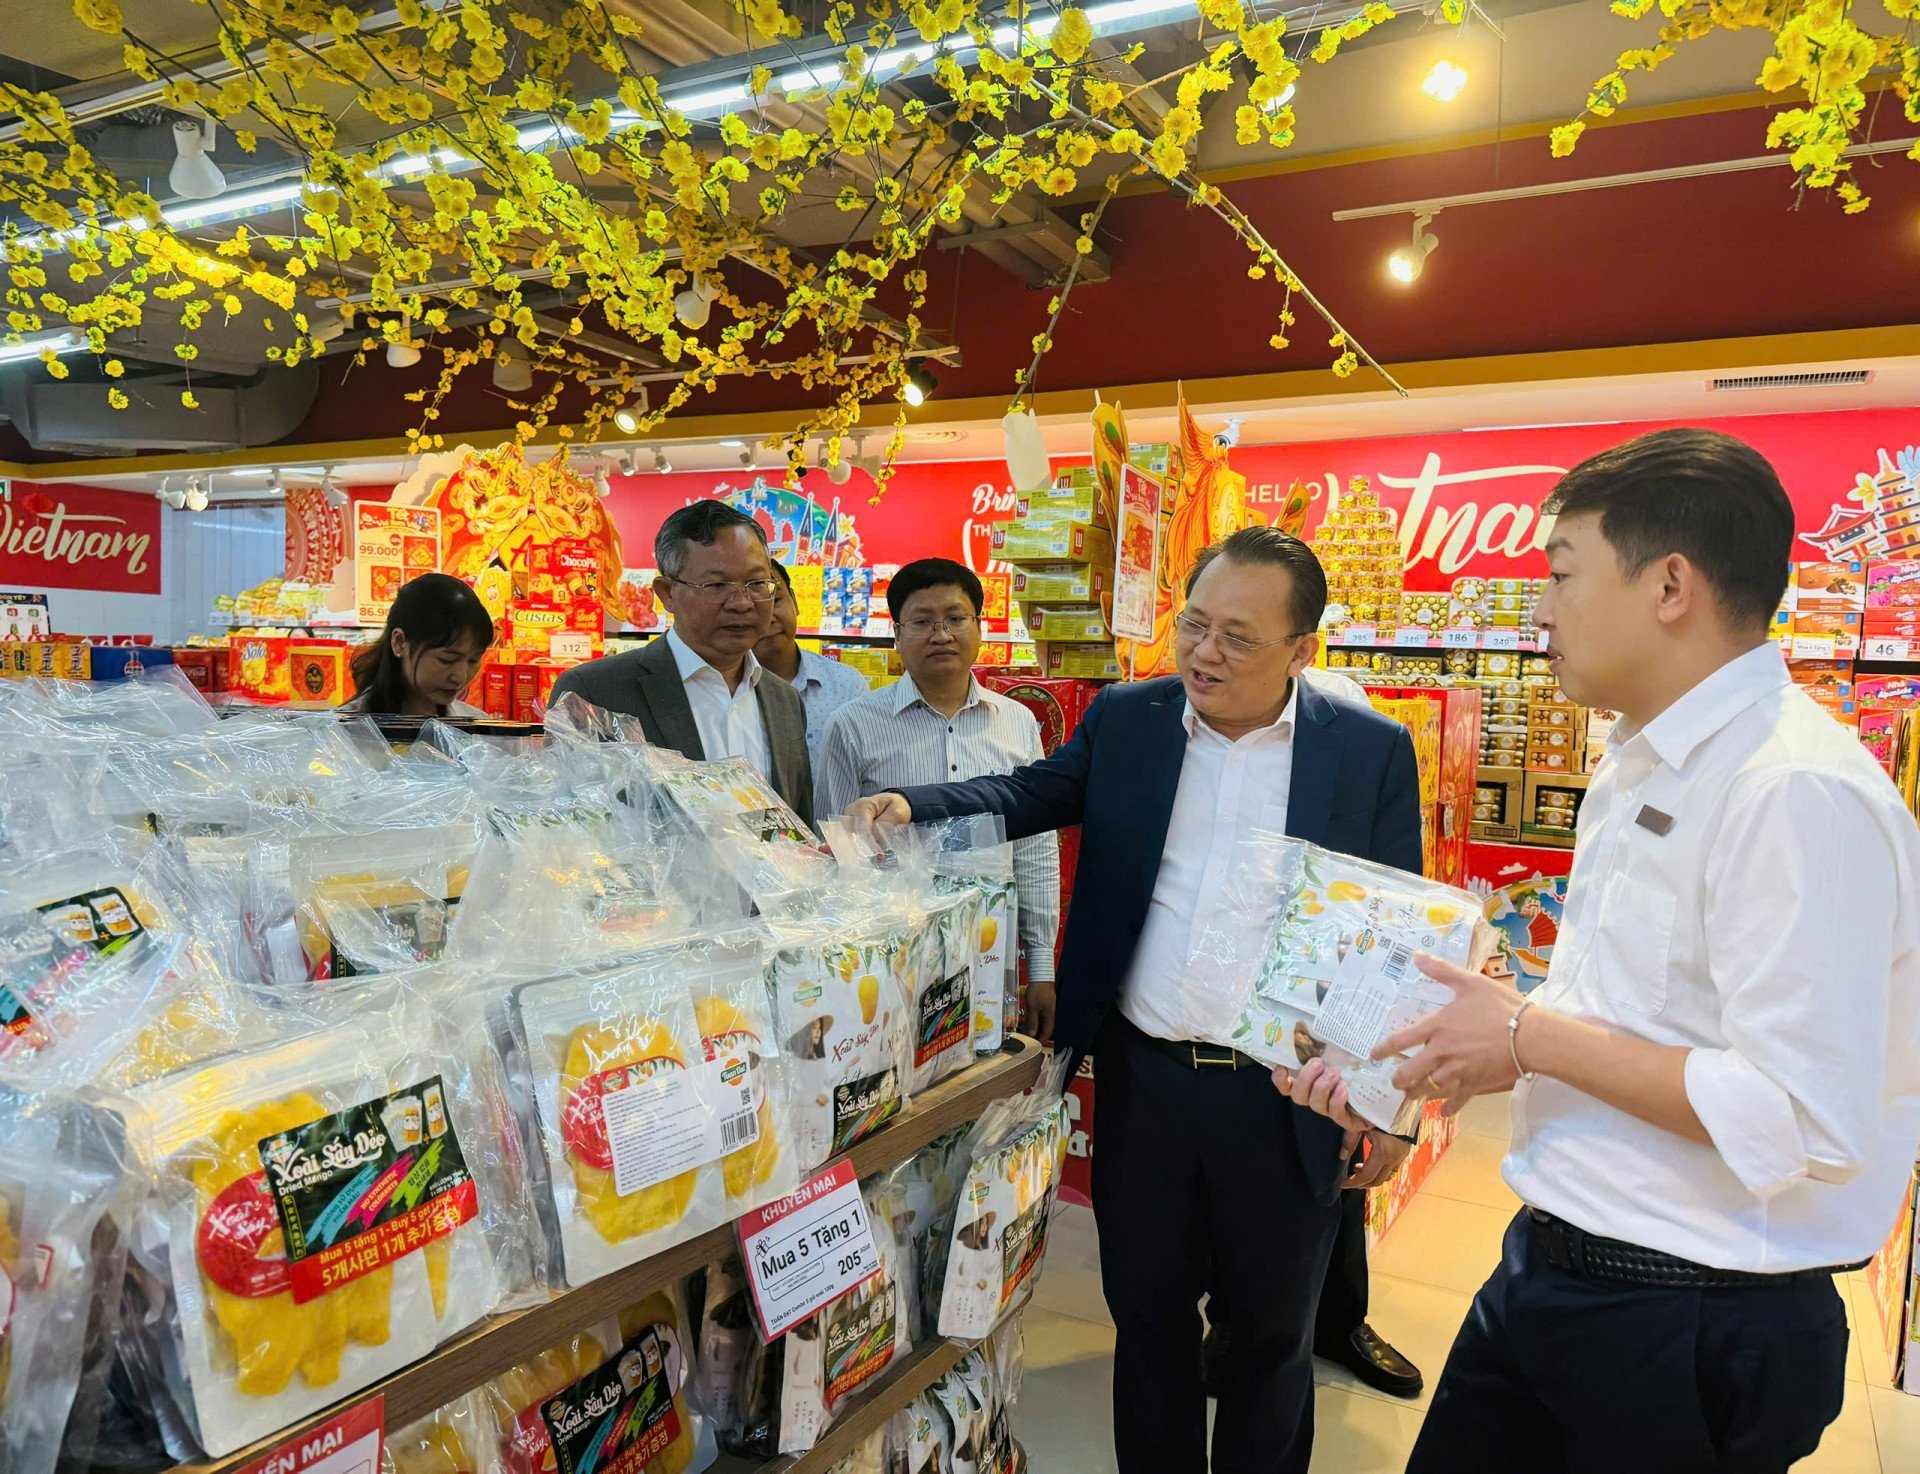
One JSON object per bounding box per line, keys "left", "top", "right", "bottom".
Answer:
{"left": 843, "top": 791, "right": 912, "bottom": 841}
{"left": 1271, "top": 1059, "right": 1413, "bottom": 1191}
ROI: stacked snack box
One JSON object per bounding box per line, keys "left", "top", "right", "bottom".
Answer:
{"left": 1311, "top": 476, "right": 1404, "bottom": 629}
{"left": 1362, "top": 685, "right": 1483, "bottom": 888}
{"left": 1868, "top": 559, "right": 1920, "bottom": 644}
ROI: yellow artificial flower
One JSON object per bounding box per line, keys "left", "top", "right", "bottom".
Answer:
{"left": 1051, "top": 7, "right": 1093, "bottom": 63}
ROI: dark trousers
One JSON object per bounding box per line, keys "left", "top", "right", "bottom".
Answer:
{"left": 1314, "top": 1187, "right": 1370, "bottom": 1345}
{"left": 1092, "top": 1016, "right": 1342, "bottom": 1474}
{"left": 1410, "top": 1211, "right": 1851, "bottom": 1474}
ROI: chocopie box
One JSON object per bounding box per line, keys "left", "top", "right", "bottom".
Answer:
{"left": 1867, "top": 560, "right": 1920, "bottom": 610}
{"left": 1794, "top": 560, "right": 1867, "bottom": 611}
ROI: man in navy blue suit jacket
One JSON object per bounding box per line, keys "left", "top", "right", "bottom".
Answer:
{"left": 845, "top": 528, "right": 1424, "bottom": 1474}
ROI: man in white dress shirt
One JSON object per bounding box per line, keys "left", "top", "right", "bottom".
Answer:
{"left": 816, "top": 558, "right": 1062, "bottom": 1037}
{"left": 755, "top": 558, "right": 870, "bottom": 767}
{"left": 1282, "top": 427, "right": 1920, "bottom": 1472}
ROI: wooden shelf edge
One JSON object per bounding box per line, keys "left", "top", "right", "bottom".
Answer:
{"left": 710, "top": 1338, "right": 971, "bottom": 1474}
{"left": 173, "top": 1038, "right": 1045, "bottom": 1474}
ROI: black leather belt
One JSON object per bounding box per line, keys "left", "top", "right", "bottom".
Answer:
{"left": 1528, "top": 1210, "right": 1865, "bottom": 1289}
{"left": 1120, "top": 1016, "right": 1261, "bottom": 1070}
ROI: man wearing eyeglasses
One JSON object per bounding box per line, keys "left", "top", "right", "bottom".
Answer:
{"left": 843, "top": 527, "right": 1423, "bottom": 1474}
{"left": 550, "top": 499, "right": 814, "bottom": 824}
{"left": 816, "top": 558, "right": 1062, "bottom": 1030}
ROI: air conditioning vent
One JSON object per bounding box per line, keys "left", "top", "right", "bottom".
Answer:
{"left": 1709, "top": 369, "right": 1872, "bottom": 392}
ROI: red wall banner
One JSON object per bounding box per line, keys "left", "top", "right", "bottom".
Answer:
{"left": 594, "top": 407, "right": 1920, "bottom": 596}
{"left": 0, "top": 481, "right": 162, "bottom": 595}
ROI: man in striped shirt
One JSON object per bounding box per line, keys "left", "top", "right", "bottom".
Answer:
{"left": 816, "top": 558, "right": 1064, "bottom": 1039}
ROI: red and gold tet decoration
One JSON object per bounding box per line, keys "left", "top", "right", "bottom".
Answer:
{"left": 284, "top": 487, "right": 348, "bottom": 587}
{"left": 428, "top": 445, "right": 642, "bottom": 627}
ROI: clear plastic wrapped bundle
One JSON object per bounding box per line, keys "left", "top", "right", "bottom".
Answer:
{"left": 888, "top": 1391, "right": 954, "bottom": 1474}
{"left": 112, "top": 970, "right": 536, "bottom": 1456}
{"left": 383, "top": 1393, "right": 488, "bottom": 1474}
{"left": 919, "top": 817, "right": 1020, "bottom": 1055}
{"left": 501, "top": 931, "right": 795, "bottom": 1288}
{"left": 1181, "top": 833, "right": 1493, "bottom": 1134}
{"left": 290, "top": 820, "right": 483, "bottom": 980}
{"left": 938, "top": 1057, "right": 1071, "bottom": 1341}
{"left": 0, "top": 1088, "right": 132, "bottom": 1474}
{"left": 633, "top": 750, "right": 830, "bottom": 914}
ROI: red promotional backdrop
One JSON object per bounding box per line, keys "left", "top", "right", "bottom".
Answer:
{"left": 589, "top": 407, "right": 1920, "bottom": 594}
{"left": 0, "top": 481, "right": 162, "bottom": 594}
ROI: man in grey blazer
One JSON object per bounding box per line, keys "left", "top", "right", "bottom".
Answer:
{"left": 549, "top": 499, "right": 814, "bottom": 826}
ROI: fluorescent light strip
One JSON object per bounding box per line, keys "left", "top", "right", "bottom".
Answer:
{"left": 0, "top": 331, "right": 81, "bottom": 364}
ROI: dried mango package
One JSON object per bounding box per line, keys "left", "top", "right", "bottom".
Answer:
{"left": 506, "top": 934, "right": 784, "bottom": 1288}
{"left": 636, "top": 752, "right": 830, "bottom": 913}
{"left": 116, "top": 994, "right": 524, "bottom": 1457}
{"left": 938, "top": 1058, "right": 1071, "bottom": 1341}
{"left": 765, "top": 912, "right": 914, "bottom": 1175}
{"left": 0, "top": 1090, "right": 131, "bottom": 1474}
{"left": 919, "top": 817, "right": 1020, "bottom": 1055}
{"left": 291, "top": 822, "right": 481, "bottom": 980}
{"left": 726, "top": 1180, "right": 913, "bottom": 1458}
{"left": 384, "top": 1393, "right": 488, "bottom": 1474}
{"left": 1182, "top": 833, "right": 1492, "bottom": 1134}
{"left": 907, "top": 891, "right": 981, "bottom": 1094}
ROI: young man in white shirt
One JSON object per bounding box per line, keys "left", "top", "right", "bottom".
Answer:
{"left": 1281, "top": 427, "right": 1920, "bottom": 1472}
{"left": 755, "top": 558, "right": 870, "bottom": 766}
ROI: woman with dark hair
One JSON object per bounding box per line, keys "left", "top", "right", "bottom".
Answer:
{"left": 341, "top": 571, "right": 493, "bottom": 717}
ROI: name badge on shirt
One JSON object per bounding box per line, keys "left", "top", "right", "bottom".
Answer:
{"left": 1635, "top": 805, "right": 1675, "bottom": 836}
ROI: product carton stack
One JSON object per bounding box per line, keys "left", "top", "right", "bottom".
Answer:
{"left": 1311, "top": 477, "right": 1404, "bottom": 629}
{"left": 1868, "top": 559, "right": 1920, "bottom": 646}
{"left": 997, "top": 460, "right": 1120, "bottom": 682}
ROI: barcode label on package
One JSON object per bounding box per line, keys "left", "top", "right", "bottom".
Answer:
{"left": 1310, "top": 937, "right": 1419, "bottom": 1060}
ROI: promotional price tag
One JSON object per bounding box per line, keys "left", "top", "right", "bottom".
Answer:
{"left": 1439, "top": 628, "right": 1476, "bottom": 649}
{"left": 1864, "top": 636, "right": 1914, "bottom": 662}
{"left": 1392, "top": 627, "right": 1430, "bottom": 648}
{"left": 1483, "top": 629, "right": 1522, "bottom": 652}
{"left": 1789, "top": 635, "right": 1837, "bottom": 660}
{"left": 1341, "top": 625, "right": 1376, "bottom": 647}
{"left": 550, "top": 632, "right": 593, "bottom": 662}
{"left": 234, "top": 1397, "right": 383, "bottom": 1474}
{"left": 736, "top": 1159, "right": 882, "bottom": 1340}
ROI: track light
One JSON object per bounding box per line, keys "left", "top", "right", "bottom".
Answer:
{"left": 1388, "top": 212, "right": 1438, "bottom": 284}
{"left": 1260, "top": 81, "right": 1297, "bottom": 114}
{"left": 616, "top": 451, "right": 638, "bottom": 476}
{"left": 828, "top": 434, "right": 865, "bottom": 485}
{"left": 158, "top": 476, "right": 186, "bottom": 510}
{"left": 593, "top": 460, "right": 612, "bottom": 499}
{"left": 169, "top": 118, "right": 227, "bottom": 200}
{"left": 674, "top": 274, "right": 720, "bottom": 330}
{"left": 902, "top": 366, "right": 938, "bottom": 407}
{"left": 271, "top": 470, "right": 285, "bottom": 495}
{"left": 386, "top": 337, "right": 421, "bottom": 368}
{"left": 653, "top": 448, "right": 672, "bottom": 474}
{"left": 737, "top": 446, "right": 755, "bottom": 470}
{"left": 311, "top": 310, "right": 351, "bottom": 347}
{"left": 321, "top": 467, "right": 347, "bottom": 508}
{"left": 492, "top": 345, "right": 532, "bottom": 393}
{"left": 1421, "top": 60, "right": 1468, "bottom": 103}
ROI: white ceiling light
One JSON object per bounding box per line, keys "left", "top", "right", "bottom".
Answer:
{"left": 310, "top": 310, "right": 351, "bottom": 346}
{"left": 386, "top": 336, "right": 422, "bottom": 368}
{"left": 1387, "top": 211, "right": 1438, "bottom": 284}
{"left": 737, "top": 446, "right": 756, "bottom": 470}
{"left": 674, "top": 275, "right": 720, "bottom": 330}
{"left": 613, "top": 389, "right": 648, "bottom": 435}
{"left": 0, "top": 331, "right": 82, "bottom": 365}
{"left": 593, "top": 459, "right": 612, "bottom": 499}
{"left": 616, "top": 450, "right": 638, "bottom": 476}
{"left": 828, "top": 434, "right": 864, "bottom": 485}
{"left": 653, "top": 448, "right": 673, "bottom": 474}
{"left": 1421, "top": 60, "right": 1468, "bottom": 103}
{"left": 169, "top": 118, "right": 227, "bottom": 200}
{"left": 157, "top": 476, "right": 186, "bottom": 510}
{"left": 321, "top": 467, "right": 348, "bottom": 508}
{"left": 492, "top": 344, "right": 533, "bottom": 393}
{"left": 270, "top": 470, "right": 285, "bottom": 495}
{"left": 1261, "top": 81, "right": 1297, "bottom": 113}
{"left": 183, "top": 475, "right": 210, "bottom": 513}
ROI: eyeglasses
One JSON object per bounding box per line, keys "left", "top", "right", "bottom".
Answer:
{"left": 899, "top": 614, "right": 980, "bottom": 638}
{"left": 667, "top": 577, "right": 778, "bottom": 603}
{"left": 1173, "top": 611, "right": 1312, "bottom": 659}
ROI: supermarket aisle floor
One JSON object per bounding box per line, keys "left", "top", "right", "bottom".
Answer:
{"left": 1013, "top": 1094, "right": 1914, "bottom": 1473}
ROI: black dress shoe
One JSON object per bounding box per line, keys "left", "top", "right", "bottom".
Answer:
{"left": 1316, "top": 1323, "right": 1424, "bottom": 1399}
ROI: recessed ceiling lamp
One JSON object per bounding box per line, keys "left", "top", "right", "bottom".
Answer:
{"left": 1387, "top": 211, "right": 1438, "bottom": 284}
{"left": 674, "top": 275, "right": 720, "bottom": 330}
{"left": 492, "top": 344, "right": 533, "bottom": 393}
{"left": 902, "top": 366, "right": 938, "bottom": 407}
{"left": 653, "top": 448, "right": 673, "bottom": 474}
{"left": 1421, "top": 60, "right": 1468, "bottom": 103}
{"left": 169, "top": 118, "right": 227, "bottom": 200}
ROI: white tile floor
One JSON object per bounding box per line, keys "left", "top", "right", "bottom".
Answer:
{"left": 1013, "top": 1095, "right": 1915, "bottom": 1472}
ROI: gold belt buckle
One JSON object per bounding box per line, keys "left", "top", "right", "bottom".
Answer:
{"left": 1189, "top": 1044, "right": 1240, "bottom": 1069}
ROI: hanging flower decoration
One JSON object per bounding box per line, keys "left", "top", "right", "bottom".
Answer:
{"left": 1560, "top": 2, "right": 1920, "bottom": 214}
{"left": 1, "top": 0, "right": 1433, "bottom": 488}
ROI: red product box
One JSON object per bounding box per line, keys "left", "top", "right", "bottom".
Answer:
{"left": 1362, "top": 683, "right": 1483, "bottom": 802}
{"left": 1865, "top": 610, "right": 1920, "bottom": 637}
{"left": 1860, "top": 708, "right": 1905, "bottom": 776}
{"left": 1856, "top": 677, "right": 1920, "bottom": 708}
{"left": 1867, "top": 560, "right": 1920, "bottom": 610}
{"left": 1801, "top": 685, "right": 1859, "bottom": 727}
{"left": 1794, "top": 560, "right": 1867, "bottom": 611}
{"left": 977, "top": 672, "right": 1102, "bottom": 754}
{"left": 478, "top": 663, "right": 511, "bottom": 718}
{"left": 170, "top": 648, "right": 220, "bottom": 692}
{"left": 510, "top": 666, "right": 542, "bottom": 723}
